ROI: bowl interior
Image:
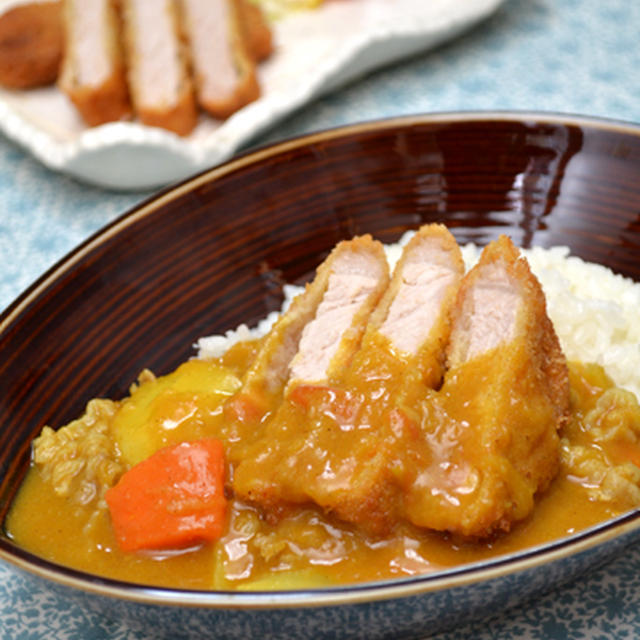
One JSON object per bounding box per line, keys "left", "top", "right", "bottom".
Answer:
{"left": 1, "top": 113, "right": 640, "bottom": 594}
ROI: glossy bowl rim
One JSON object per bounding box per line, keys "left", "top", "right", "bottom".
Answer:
{"left": 4, "top": 109, "right": 640, "bottom": 334}
{"left": 2, "top": 110, "right": 640, "bottom": 609}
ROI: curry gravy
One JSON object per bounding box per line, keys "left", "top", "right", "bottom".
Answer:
{"left": 5, "top": 344, "right": 639, "bottom": 590}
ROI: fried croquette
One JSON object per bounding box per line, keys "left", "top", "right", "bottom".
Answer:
{"left": 0, "top": 1, "right": 63, "bottom": 89}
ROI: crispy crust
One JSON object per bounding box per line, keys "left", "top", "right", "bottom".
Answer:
{"left": 0, "top": 1, "right": 64, "bottom": 89}
{"left": 237, "top": 0, "right": 273, "bottom": 62}
{"left": 134, "top": 84, "right": 197, "bottom": 137}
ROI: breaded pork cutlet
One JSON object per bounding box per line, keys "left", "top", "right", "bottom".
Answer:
{"left": 120, "top": 0, "right": 197, "bottom": 135}
{"left": 58, "top": 0, "right": 130, "bottom": 126}
{"left": 180, "top": 0, "right": 260, "bottom": 120}
{"left": 447, "top": 236, "right": 569, "bottom": 422}
{"left": 286, "top": 236, "right": 391, "bottom": 390}
{"left": 230, "top": 232, "right": 569, "bottom": 539}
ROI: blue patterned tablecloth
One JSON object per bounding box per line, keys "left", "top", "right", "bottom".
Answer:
{"left": 2, "top": 0, "right": 640, "bottom": 637}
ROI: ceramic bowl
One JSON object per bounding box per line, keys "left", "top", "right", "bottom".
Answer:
{"left": 1, "top": 112, "right": 640, "bottom": 639}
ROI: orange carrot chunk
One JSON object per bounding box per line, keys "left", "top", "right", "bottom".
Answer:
{"left": 105, "top": 439, "right": 227, "bottom": 552}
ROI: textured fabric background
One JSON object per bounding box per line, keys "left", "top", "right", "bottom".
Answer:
{"left": 2, "top": 0, "right": 640, "bottom": 637}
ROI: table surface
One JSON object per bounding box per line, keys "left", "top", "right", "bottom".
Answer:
{"left": 2, "top": 0, "right": 640, "bottom": 637}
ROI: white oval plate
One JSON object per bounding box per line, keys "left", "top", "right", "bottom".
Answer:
{"left": 0, "top": 0, "right": 505, "bottom": 190}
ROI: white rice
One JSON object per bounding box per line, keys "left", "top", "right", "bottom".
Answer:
{"left": 196, "top": 232, "right": 640, "bottom": 400}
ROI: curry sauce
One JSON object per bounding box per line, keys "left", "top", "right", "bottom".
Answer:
{"left": 5, "top": 340, "right": 639, "bottom": 591}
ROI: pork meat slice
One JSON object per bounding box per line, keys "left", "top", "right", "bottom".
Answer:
{"left": 58, "top": 0, "right": 130, "bottom": 126}
{"left": 179, "top": 0, "right": 260, "bottom": 119}
{"left": 377, "top": 224, "right": 464, "bottom": 354}
{"left": 120, "top": 0, "right": 197, "bottom": 135}
{"left": 353, "top": 223, "right": 464, "bottom": 391}
{"left": 403, "top": 235, "right": 570, "bottom": 537}
{"left": 286, "top": 236, "right": 390, "bottom": 389}
{"left": 446, "top": 235, "right": 569, "bottom": 421}
{"left": 228, "top": 236, "right": 389, "bottom": 422}
{"left": 231, "top": 236, "right": 394, "bottom": 523}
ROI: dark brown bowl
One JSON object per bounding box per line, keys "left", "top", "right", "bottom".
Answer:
{"left": 1, "top": 112, "right": 640, "bottom": 639}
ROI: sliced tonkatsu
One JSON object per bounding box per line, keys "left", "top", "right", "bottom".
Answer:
{"left": 231, "top": 231, "right": 569, "bottom": 539}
